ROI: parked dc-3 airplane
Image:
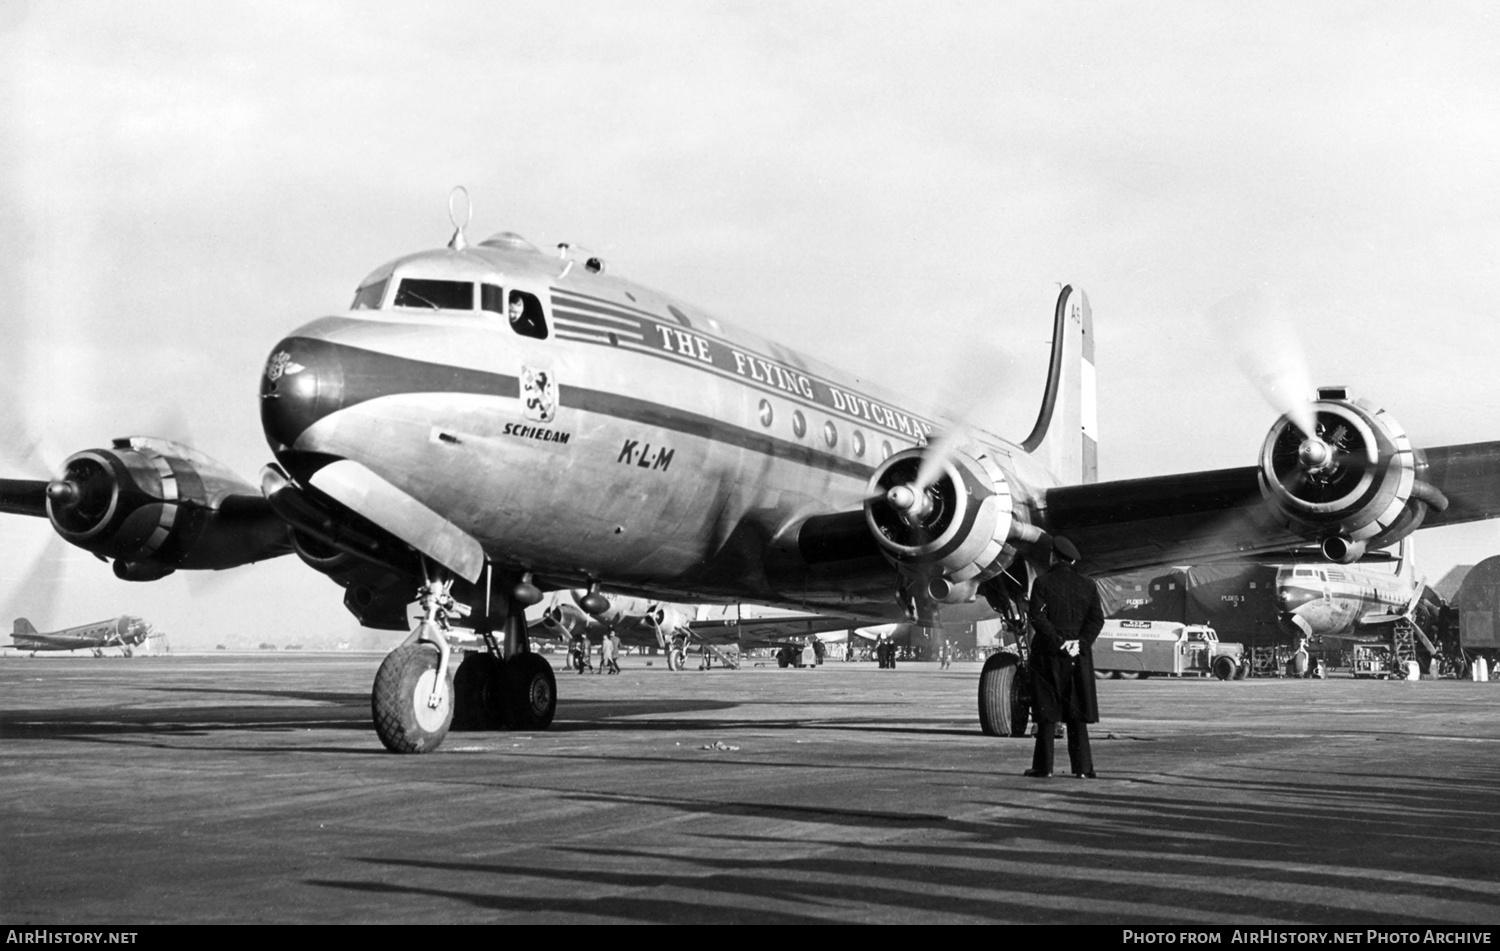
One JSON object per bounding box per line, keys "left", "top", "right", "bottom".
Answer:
{"left": 4, "top": 201, "right": 1500, "bottom": 752}
{"left": 10, "top": 616, "right": 157, "bottom": 656}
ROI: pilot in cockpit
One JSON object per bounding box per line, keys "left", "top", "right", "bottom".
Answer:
{"left": 508, "top": 290, "right": 547, "bottom": 340}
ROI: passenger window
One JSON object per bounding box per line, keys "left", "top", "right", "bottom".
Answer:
{"left": 492, "top": 288, "right": 547, "bottom": 340}
{"left": 394, "top": 278, "right": 473, "bottom": 310}
{"left": 351, "top": 277, "right": 388, "bottom": 310}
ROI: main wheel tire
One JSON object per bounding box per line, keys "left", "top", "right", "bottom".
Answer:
{"left": 451, "top": 651, "right": 507, "bottom": 731}
{"left": 978, "top": 653, "right": 1029, "bottom": 738}
{"left": 1094, "top": 669, "right": 1114, "bottom": 680}
{"left": 504, "top": 652, "right": 557, "bottom": 730}
{"left": 372, "top": 643, "right": 453, "bottom": 753}
{"left": 1117, "top": 671, "right": 1141, "bottom": 681}
{"left": 668, "top": 646, "right": 686, "bottom": 671}
{"left": 1211, "top": 654, "right": 1237, "bottom": 681}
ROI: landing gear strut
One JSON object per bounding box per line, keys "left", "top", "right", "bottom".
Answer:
{"left": 371, "top": 567, "right": 556, "bottom": 753}
{"left": 665, "top": 635, "right": 688, "bottom": 672}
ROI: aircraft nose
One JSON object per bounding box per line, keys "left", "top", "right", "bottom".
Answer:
{"left": 259, "top": 337, "right": 346, "bottom": 453}
{"left": 1277, "top": 586, "right": 1313, "bottom": 610}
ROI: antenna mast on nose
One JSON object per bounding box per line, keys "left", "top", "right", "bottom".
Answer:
{"left": 447, "top": 186, "right": 472, "bottom": 250}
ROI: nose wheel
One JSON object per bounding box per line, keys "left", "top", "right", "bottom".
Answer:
{"left": 370, "top": 569, "right": 556, "bottom": 753}
{"left": 665, "top": 636, "right": 688, "bottom": 671}
{"left": 373, "top": 643, "right": 454, "bottom": 753}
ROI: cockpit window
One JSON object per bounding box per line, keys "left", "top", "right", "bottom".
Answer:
{"left": 483, "top": 284, "right": 547, "bottom": 339}
{"left": 351, "top": 277, "right": 388, "bottom": 310}
{"left": 394, "top": 278, "right": 474, "bottom": 311}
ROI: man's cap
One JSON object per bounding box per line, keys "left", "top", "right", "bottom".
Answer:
{"left": 1052, "top": 536, "right": 1081, "bottom": 562}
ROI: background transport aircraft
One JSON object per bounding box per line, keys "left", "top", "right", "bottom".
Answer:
{"left": 1097, "top": 537, "right": 1451, "bottom": 671}
{"left": 9, "top": 616, "right": 160, "bottom": 656}
{"left": 4, "top": 207, "right": 1500, "bottom": 754}
{"left": 1274, "top": 541, "right": 1424, "bottom": 641}
{"left": 525, "top": 589, "right": 858, "bottom": 671}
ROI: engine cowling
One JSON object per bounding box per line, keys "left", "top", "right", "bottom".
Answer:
{"left": 45, "top": 437, "right": 290, "bottom": 579}
{"left": 864, "top": 447, "right": 1036, "bottom": 619}
{"left": 1258, "top": 395, "right": 1447, "bottom": 560}
{"left": 641, "top": 603, "right": 687, "bottom": 649}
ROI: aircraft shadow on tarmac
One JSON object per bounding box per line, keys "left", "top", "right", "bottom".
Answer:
{"left": 0, "top": 692, "right": 751, "bottom": 748}
{"left": 298, "top": 767, "right": 1500, "bottom": 925}
{"left": 548, "top": 703, "right": 975, "bottom": 738}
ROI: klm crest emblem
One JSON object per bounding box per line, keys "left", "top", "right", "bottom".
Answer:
{"left": 522, "top": 366, "right": 557, "bottom": 423}
{"left": 265, "top": 351, "right": 304, "bottom": 382}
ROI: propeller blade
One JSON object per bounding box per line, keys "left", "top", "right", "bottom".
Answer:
{"left": 903, "top": 340, "right": 1006, "bottom": 494}
{"left": 1205, "top": 285, "right": 1316, "bottom": 438}
{"left": 0, "top": 531, "right": 71, "bottom": 635}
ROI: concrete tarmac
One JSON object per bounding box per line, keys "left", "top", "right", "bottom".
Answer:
{"left": 2, "top": 653, "right": 1498, "bottom": 925}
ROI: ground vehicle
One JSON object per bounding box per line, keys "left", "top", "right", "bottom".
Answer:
{"left": 775, "top": 641, "right": 823, "bottom": 668}
{"left": 1093, "top": 620, "right": 1247, "bottom": 680}
{"left": 1351, "top": 643, "right": 1396, "bottom": 679}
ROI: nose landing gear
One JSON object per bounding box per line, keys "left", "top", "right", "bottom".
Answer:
{"left": 665, "top": 635, "right": 688, "bottom": 672}
{"left": 371, "top": 567, "right": 556, "bottom": 753}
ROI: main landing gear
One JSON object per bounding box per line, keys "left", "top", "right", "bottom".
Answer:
{"left": 371, "top": 571, "right": 556, "bottom": 754}
{"left": 977, "top": 650, "right": 1031, "bottom": 738}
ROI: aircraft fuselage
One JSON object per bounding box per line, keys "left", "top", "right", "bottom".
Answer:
{"left": 10, "top": 616, "right": 148, "bottom": 652}
{"left": 261, "top": 235, "right": 1058, "bottom": 619}
{"left": 1275, "top": 563, "right": 1416, "bottom": 641}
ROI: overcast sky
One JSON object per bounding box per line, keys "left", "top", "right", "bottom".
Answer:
{"left": 3, "top": 1, "right": 1498, "bottom": 647}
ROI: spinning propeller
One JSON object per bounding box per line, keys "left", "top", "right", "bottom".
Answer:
{"left": 1204, "top": 284, "right": 1317, "bottom": 439}
{"left": 867, "top": 341, "right": 1008, "bottom": 546}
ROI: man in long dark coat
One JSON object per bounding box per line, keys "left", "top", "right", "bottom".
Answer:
{"left": 1026, "top": 536, "right": 1105, "bottom": 778}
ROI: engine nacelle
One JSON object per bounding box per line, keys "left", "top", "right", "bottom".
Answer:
{"left": 864, "top": 447, "right": 1034, "bottom": 620}
{"left": 641, "top": 603, "right": 687, "bottom": 649}
{"left": 45, "top": 437, "right": 290, "bottom": 578}
{"left": 1258, "top": 394, "right": 1447, "bottom": 557}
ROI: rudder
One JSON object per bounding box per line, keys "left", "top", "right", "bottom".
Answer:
{"left": 1021, "top": 285, "right": 1097, "bottom": 485}
{"left": 13, "top": 618, "right": 37, "bottom": 636}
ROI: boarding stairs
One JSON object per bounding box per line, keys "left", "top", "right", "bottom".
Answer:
{"left": 702, "top": 643, "right": 740, "bottom": 670}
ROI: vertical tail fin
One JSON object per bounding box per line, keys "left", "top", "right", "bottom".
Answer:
{"left": 1022, "top": 285, "right": 1097, "bottom": 484}
{"left": 13, "top": 618, "right": 37, "bottom": 636}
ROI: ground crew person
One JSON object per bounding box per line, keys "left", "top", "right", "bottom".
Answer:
{"left": 1025, "top": 536, "right": 1105, "bottom": 779}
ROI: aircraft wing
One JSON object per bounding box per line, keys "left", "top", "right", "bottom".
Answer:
{"left": 1416, "top": 442, "right": 1500, "bottom": 529}
{"left": 1044, "top": 441, "right": 1500, "bottom": 576}
{"left": 1043, "top": 466, "right": 1295, "bottom": 575}
{"left": 687, "top": 614, "right": 860, "bottom": 649}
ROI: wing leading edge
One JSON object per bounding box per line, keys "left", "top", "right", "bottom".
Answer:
{"left": 1043, "top": 440, "right": 1500, "bottom": 576}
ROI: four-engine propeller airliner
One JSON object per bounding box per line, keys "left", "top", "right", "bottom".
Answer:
{"left": 1274, "top": 539, "right": 1444, "bottom": 659}
{"left": 4, "top": 201, "right": 1500, "bottom": 752}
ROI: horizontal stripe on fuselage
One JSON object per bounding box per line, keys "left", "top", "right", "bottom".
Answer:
{"left": 282, "top": 338, "right": 877, "bottom": 481}
{"left": 550, "top": 288, "right": 938, "bottom": 444}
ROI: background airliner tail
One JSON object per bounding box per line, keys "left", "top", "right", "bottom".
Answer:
{"left": 14, "top": 618, "right": 37, "bottom": 636}
{"left": 1021, "top": 285, "right": 1097, "bottom": 485}
{"left": 1395, "top": 536, "right": 1415, "bottom": 582}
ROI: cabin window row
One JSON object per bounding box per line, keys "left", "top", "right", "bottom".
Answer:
{"left": 757, "top": 398, "right": 897, "bottom": 460}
